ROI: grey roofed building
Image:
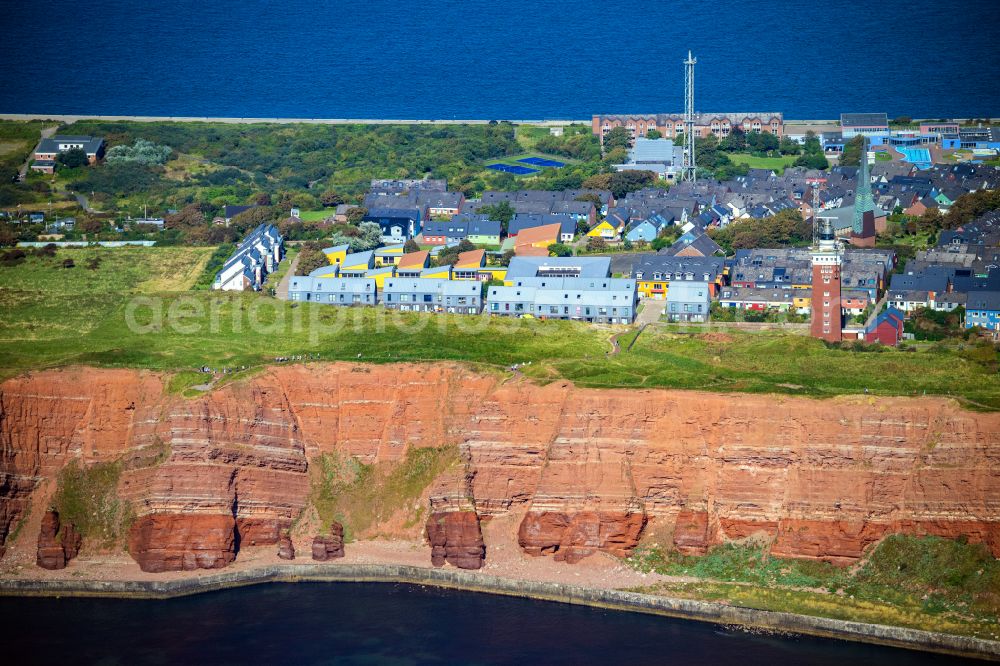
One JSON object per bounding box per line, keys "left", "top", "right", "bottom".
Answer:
{"left": 380, "top": 278, "right": 481, "bottom": 314}
{"left": 662, "top": 230, "right": 724, "bottom": 257}
{"left": 665, "top": 280, "right": 711, "bottom": 322}
{"left": 487, "top": 276, "right": 637, "bottom": 324}
{"left": 287, "top": 277, "right": 377, "bottom": 306}
{"left": 224, "top": 204, "right": 259, "bottom": 221}
{"left": 840, "top": 113, "right": 889, "bottom": 128}
{"left": 632, "top": 255, "right": 725, "bottom": 282}
{"left": 34, "top": 135, "right": 105, "bottom": 159}
{"left": 506, "top": 256, "right": 612, "bottom": 279}
{"left": 370, "top": 178, "right": 447, "bottom": 193}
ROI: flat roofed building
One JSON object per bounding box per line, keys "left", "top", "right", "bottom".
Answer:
{"left": 287, "top": 277, "right": 377, "bottom": 306}
{"left": 487, "top": 276, "right": 637, "bottom": 324}
{"left": 380, "top": 278, "right": 481, "bottom": 314}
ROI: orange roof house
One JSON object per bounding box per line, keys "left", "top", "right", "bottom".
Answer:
{"left": 514, "top": 223, "right": 560, "bottom": 256}
{"left": 454, "top": 249, "right": 486, "bottom": 268}
{"left": 397, "top": 250, "right": 430, "bottom": 270}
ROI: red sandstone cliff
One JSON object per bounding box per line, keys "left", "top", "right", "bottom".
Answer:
{"left": 1, "top": 364, "right": 998, "bottom": 572}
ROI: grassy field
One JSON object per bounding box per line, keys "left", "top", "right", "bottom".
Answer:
{"left": 626, "top": 536, "right": 1000, "bottom": 640}
{"left": 725, "top": 152, "right": 800, "bottom": 173}
{"left": 1, "top": 246, "right": 998, "bottom": 408}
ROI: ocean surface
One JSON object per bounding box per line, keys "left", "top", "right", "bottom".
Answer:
{"left": 0, "top": 583, "right": 987, "bottom": 665}
{"left": 2, "top": 0, "right": 999, "bottom": 120}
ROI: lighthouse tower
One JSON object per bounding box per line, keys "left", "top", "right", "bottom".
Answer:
{"left": 810, "top": 187, "right": 843, "bottom": 342}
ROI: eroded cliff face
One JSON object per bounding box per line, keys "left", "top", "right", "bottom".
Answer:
{"left": 1, "top": 364, "right": 998, "bottom": 571}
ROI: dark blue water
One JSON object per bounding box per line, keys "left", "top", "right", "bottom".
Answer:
{"left": 1, "top": 1, "right": 999, "bottom": 119}
{"left": 0, "top": 583, "right": 987, "bottom": 664}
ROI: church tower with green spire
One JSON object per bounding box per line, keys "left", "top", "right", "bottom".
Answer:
{"left": 851, "top": 137, "right": 877, "bottom": 247}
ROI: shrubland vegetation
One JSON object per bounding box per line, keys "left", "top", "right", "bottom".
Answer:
{"left": 309, "top": 445, "right": 460, "bottom": 540}
{"left": 627, "top": 535, "right": 1000, "bottom": 639}
{"left": 52, "top": 460, "right": 134, "bottom": 548}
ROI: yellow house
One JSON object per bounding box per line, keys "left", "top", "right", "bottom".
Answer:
{"left": 365, "top": 266, "right": 396, "bottom": 289}
{"left": 420, "top": 265, "right": 452, "bottom": 280}
{"left": 586, "top": 220, "right": 620, "bottom": 240}
{"left": 374, "top": 244, "right": 405, "bottom": 267}
{"left": 637, "top": 278, "right": 669, "bottom": 299}
{"left": 309, "top": 264, "right": 340, "bottom": 278}
{"left": 340, "top": 250, "right": 376, "bottom": 277}
{"left": 793, "top": 292, "right": 812, "bottom": 311}
{"left": 322, "top": 243, "right": 349, "bottom": 266}
{"left": 396, "top": 250, "right": 430, "bottom": 277}
{"left": 452, "top": 249, "right": 485, "bottom": 280}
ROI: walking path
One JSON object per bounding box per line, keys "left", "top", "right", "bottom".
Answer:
{"left": 274, "top": 253, "right": 300, "bottom": 299}
{"left": 634, "top": 298, "right": 664, "bottom": 326}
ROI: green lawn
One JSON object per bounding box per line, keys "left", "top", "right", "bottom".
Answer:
{"left": 1, "top": 247, "right": 997, "bottom": 409}
{"left": 296, "top": 210, "right": 334, "bottom": 222}
{"left": 725, "top": 153, "right": 799, "bottom": 173}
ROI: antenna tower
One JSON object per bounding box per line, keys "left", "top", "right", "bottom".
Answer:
{"left": 683, "top": 51, "right": 697, "bottom": 182}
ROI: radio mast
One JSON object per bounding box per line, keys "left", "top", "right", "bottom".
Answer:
{"left": 683, "top": 51, "right": 697, "bottom": 182}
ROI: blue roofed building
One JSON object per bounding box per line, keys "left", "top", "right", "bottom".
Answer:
{"left": 287, "top": 277, "right": 377, "bottom": 306}
{"left": 487, "top": 276, "right": 637, "bottom": 324}
{"left": 380, "top": 278, "right": 482, "bottom": 314}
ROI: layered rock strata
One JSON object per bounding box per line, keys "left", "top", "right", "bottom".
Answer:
{"left": 1, "top": 364, "right": 998, "bottom": 572}
{"left": 425, "top": 511, "right": 486, "bottom": 569}
{"left": 311, "top": 523, "right": 345, "bottom": 561}
{"left": 35, "top": 509, "right": 81, "bottom": 570}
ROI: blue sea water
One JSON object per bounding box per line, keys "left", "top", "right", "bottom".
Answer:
{"left": 0, "top": 583, "right": 987, "bottom": 665}
{"left": 1, "top": 0, "right": 999, "bottom": 119}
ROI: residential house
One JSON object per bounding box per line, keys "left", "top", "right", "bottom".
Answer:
{"left": 396, "top": 250, "right": 431, "bottom": 277}
{"left": 322, "top": 244, "right": 350, "bottom": 266}
{"left": 592, "top": 112, "right": 784, "bottom": 142}
{"left": 364, "top": 207, "right": 423, "bottom": 243}
{"left": 287, "top": 277, "right": 377, "bottom": 306}
{"left": 380, "top": 278, "right": 481, "bottom": 314}
{"left": 339, "top": 250, "right": 376, "bottom": 277}
{"left": 212, "top": 224, "right": 284, "bottom": 291}
{"left": 487, "top": 276, "right": 637, "bottom": 324}
{"left": 665, "top": 281, "right": 711, "bottom": 322}
{"left": 663, "top": 229, "right": 723, "bottom": 257}
{"left": 864, "top": 307, "right": 905, "bottom": 346}
{"left": 513, "top": 223, "right": 562, "bottom": 256}
{"left": 966, "top": 291, "right": 1000, "bottom": 338}
{"left": 422, "top": 215, "right": 502, "bottom": 245}
{"left": 32, "top": 135, "right": 105, "bottom": 173}
{"left": 374, "top": 244, "right": 405, "bottom": 267}
{"left": 632, "top": 255, "right": 725, "bottom": 300}
{"left": 613, "top": 138, "right": 684, "bottom": 181}
{"left": 508, "top": 213, "right": 577, "bottom": 242}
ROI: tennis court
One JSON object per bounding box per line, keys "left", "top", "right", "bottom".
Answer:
{"left": 518, "top": 157, "right": 565, "bottom": 168}
{"left": 487, "top": 163, "right": 539, "bottom": 175}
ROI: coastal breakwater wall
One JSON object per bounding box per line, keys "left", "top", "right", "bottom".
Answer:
{"left": 1, "top": 364, "right": 999, "bottom": 570}
{"left": 1, "top": 564, "right": 998, "bottom": 660}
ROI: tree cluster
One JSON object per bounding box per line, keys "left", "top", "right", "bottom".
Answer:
{"left": 105, "top": 139, "right": 173, "bottom": 166}
{"left": 709, "top": 209, "right": 811, "bottom": 254}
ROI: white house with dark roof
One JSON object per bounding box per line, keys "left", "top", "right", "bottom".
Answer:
{"left": 212, "top": 224, "right": 284, "bottom": 291}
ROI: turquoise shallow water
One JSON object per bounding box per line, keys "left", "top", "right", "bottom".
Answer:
{"left": 1, "top": 0, "right": 998, "bottom": 119}
{"left": 0, "top": 583, "right": 988, "bottom": 664}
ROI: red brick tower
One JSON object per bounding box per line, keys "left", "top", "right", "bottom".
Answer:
{"left": 810, "top": 181, "right": 843, "bottom": 342}
{"left": 810, "top": 250, "right": 843, "bottom": 342}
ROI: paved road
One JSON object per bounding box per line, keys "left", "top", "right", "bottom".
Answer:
{"left": 634, "top": 298, "right": 665, "bottom": 326}
{"left": 274, "top": 253, "right": 300, "bottom": 299}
